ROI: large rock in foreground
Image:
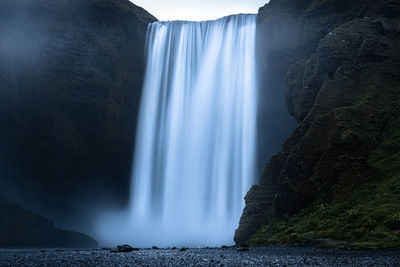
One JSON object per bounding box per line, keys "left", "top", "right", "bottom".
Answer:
{"left": 0, "top": 198, "right": 97, "bottom": 247}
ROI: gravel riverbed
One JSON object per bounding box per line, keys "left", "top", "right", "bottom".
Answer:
{"left": 0, "top": 246, "right": 399, "bottom": 266}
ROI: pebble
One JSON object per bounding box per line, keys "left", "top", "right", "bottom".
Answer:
{"left": 0, "top": 247, "right": 398, "bottom": 266}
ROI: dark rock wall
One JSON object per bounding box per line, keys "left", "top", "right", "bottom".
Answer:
{"left": 236, "top": 0, "right": 400, "bottom": 246}
{"left": 0, "top": 0, "right": 156, "bottom": 217}
{"left": 254, "top": 0, "right": 383, "bottom": 173}
{"left": 0, "top": 198, "right": 98, "bottom": 247}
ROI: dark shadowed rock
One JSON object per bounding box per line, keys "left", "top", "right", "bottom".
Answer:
{"left": 0, "top": 0, "right": 156, "bottom": 217}
{"left": 116, "top": 244, "right": 138, "bottom": 252}
{"left": 0, "top": 198, "right": 97, "bottom": 247}
{"left": 236, "top": 0, "right": 400, "bottom": 248}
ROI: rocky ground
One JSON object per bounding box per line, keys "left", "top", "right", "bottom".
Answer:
{"left": 0, "top": 247, "right": 399, "bottom": 266}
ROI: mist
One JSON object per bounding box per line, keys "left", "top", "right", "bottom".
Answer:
{"left": 0, "top": 0, "right": 151, "bottom": 236}
{"left": 0, "top": 0, "right": 296, "bottom": 247}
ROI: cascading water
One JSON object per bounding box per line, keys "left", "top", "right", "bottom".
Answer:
{"left": 130, "top": 14, "right": 258, "bottom": 247}
{"left": 97, "top": 14, "right": 258, "bottom": 248}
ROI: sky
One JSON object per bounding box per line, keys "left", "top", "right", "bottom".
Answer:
{"left": 131, "top": 0, "right": 268, "bottom": 21}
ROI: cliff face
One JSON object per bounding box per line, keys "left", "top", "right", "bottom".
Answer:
{"left": 0, "top": 198, "right": 97, "bottom": 247}
{"left": 0, "top": 0, "right": 156, "bottom": 212}
{"left": 236, "top": 0, "right": 400, "bottom": 249}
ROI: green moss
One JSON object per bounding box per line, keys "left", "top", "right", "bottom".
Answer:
{"left": 249, "top": 171, "right": 400, "bottom": 249}
{"left": 250, "top": 112, "right": 400, "bottom": 249}
{"left": 249, "top": 66, "right": 400, "bottom": 249}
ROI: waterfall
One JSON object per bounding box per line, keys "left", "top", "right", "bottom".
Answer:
{"left": 129, "top": 14, "right": 257, "bottom": 247}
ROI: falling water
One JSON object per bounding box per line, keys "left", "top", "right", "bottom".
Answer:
{"left": 98, "top": 14, "right": 258, "bottom": 247}
{"left": 129, "top": 14, "right": 258, "bottom": 247}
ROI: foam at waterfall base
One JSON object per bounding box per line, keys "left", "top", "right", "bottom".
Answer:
{"left": 97, "top": 14, "right": 258, "bottom": 247}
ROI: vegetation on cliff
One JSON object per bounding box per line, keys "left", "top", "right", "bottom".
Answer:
{"left": 235, "top": 0, "right": 400, "bottom": 249}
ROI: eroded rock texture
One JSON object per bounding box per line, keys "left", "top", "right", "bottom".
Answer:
{"left": 236, "top": 0, "right": 400, "bottom": 248}
{"left": 0, "top": 0, "right": 156, "bottom": 213}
